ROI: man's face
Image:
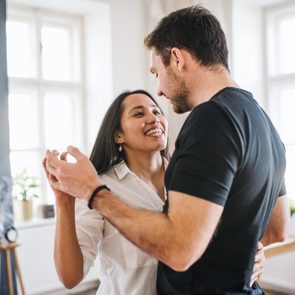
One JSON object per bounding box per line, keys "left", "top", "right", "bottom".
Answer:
{"left": 150, "top": 48, "right": 191, "bottom": 114}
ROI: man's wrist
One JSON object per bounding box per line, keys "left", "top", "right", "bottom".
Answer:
{"left": 87, "top": 185, "right": 111, "bottom": 209}
{"left": 85, "top": 178, "right": 102, "bottom": 198}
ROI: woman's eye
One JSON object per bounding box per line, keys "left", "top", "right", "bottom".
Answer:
{"left": 134, "top": 112, "right": 144, "bottom": 117}
{"left": 153, "top": 110, "right": 161, "bottom": 115}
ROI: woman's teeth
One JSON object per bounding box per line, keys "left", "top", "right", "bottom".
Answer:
{"left": 145, "top": 128, "right": 162, "bottom": 136}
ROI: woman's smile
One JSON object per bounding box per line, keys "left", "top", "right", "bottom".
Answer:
{"left": 144, "top": 127, "right": 164, "bottom": 137}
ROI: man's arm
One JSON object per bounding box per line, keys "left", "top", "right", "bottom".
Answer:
{"left": 45, "top": 146, "right": 223, "bottom": 270}
{"left": 260, "top": 195, "right": 290, "bottom": 247}
{"left": 91, "top": 189, "right": 223, "bottom": 271}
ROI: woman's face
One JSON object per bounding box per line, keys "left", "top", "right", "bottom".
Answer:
{"left": 115, "top": 93, "right": 168, "bottom": 155}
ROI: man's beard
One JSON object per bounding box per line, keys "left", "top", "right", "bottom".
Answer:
{"left": 170, "top": 77, "right": 191, "bottom": 114}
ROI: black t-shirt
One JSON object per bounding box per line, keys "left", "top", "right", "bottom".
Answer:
{"left": 157, "top": 87, "right": 286, "bottom": 295}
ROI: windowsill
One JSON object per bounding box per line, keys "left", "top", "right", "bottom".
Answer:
{"left": 15, "top": 217, "right": 55, "bottom": 230}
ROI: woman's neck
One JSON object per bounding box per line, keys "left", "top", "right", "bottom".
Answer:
{"left": 124, "top": 151, "right": 166, "bottom": 201}
{"left": 124, "top": 151, "right": 163, "bottom": 180}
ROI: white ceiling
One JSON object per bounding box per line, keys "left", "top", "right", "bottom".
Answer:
{"left": 235, "top": 0, "right": 290, "bottom": 7}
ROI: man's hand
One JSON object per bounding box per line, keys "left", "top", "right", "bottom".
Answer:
{"left": 249, "top": 241, "right": 265, "bottom": 287}
{"left": 43, "top": 151, "right": 75, "bottom": 204}
{"left": 45, "top": 146, "right": 101, "bottom": 198}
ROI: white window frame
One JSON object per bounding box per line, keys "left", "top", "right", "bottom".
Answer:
{"left": 7, "top": 4, "right": 85, "bottom": 205}
{"left": 264, "top": 2, "right": 295, "bottom": 201}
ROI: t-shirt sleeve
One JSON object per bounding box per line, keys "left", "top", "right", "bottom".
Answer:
{"left": 279, "top": 180, "right": 287, "bottom": 197}
{"left": 167, "top": 104, "right": 242, "bottom": 206}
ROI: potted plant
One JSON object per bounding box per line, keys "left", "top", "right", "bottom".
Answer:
{"left": 12, "top": 169, "right": 39, "bottom": 222}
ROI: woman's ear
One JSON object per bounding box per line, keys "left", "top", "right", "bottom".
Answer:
{"left": 114, "top": 130, "right": 124, "bottom": 144}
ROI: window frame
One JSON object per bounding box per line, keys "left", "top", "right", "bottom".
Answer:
{"left": 264, "top": 1, "right": 295, "bottom": 201}
{"left": 7, "top": 4, "right": 85, "bottom": 205}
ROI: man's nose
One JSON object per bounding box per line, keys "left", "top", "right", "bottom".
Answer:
{"left": 157, "top": 89, "right": 164, "bottom": 97}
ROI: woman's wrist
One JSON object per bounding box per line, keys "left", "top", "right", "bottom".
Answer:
{"left": 55, "top": 196, "right": 75, "bottom": 209}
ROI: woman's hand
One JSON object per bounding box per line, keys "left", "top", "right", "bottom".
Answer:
{"left": 249, "top": 241, "right": 265, "bottom": 287}
{"left": 45, "top": 146, "right": 101, "bottom": 199}
{"left": 43, "top": 151, "right": 74, "bottom": 204}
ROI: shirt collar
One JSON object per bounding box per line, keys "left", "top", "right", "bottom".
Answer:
{"left": 113, "top": 158, "right": 169, "bottom": 181}
{"left": 113, "top": 161, "right": 131, "bottom": 180}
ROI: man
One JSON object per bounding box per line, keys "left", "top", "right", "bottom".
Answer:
{"left": 46, "top": 5, "right": 290, "bottom": 294}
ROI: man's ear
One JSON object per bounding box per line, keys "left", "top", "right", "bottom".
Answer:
{"left": 114, "top": 130, "right": 124, "bottom": 144}
{"left": 170, "top": 47, "right": 185, "bottom": 71}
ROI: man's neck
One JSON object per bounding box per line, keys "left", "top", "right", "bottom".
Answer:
{"left": 188, "top": 65, "right": 239, "bottom": 109}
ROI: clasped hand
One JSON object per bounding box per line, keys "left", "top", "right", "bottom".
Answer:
{"left": 44, "top": 145, "right": 101, "bottom": 199}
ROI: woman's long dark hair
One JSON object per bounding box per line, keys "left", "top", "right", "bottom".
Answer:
{"left": 89, "top": 89, "right": 169, "bottom": 174}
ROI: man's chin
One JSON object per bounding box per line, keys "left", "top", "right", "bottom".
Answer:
{"left": 172, "top": 104, "right": 190, "bottom": 114}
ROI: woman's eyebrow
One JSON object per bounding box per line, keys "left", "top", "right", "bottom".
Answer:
{"left": 128, "top": 104, "right": 158, "bottom": 114}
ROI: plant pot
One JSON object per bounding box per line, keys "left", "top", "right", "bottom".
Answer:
{"left": 13, "top": 199, "right": 33, "bottom": 222}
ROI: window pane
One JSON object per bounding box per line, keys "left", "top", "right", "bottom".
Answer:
{"left": 10, "top": 151, "right": 41, "bottom": 178}
{"left": 41, "top": 25, "right": 72, "bottom": 81}
{"left": 8, "top": 91, "right": 40, "bottom": 150}
{"left": 6, "top": 19, "right": 36, "bottom": 78}
{"left": 274, "top": 87, "right": 295, "bottom": 143}
{"left": 278, "top": 16, "right": 295, "bottom": 74}
{"left": 44, "top": 92, "right": 77, "bottom": 149}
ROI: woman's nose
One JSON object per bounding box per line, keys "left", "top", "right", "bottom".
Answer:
{"left": 146, "top": 112, "right": 160, "bottom": 123}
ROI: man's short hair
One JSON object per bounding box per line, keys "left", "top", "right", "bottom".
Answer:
{"left": 144, "top": 5, "right": 229, "bottom": 70}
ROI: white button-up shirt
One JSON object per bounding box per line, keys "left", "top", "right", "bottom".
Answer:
{"left": 75, "top": 159, "right": 167, "bottom": 295}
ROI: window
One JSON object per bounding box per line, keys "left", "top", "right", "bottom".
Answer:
{"left": 7, "top": 5, "right": 84, "bottom": 205}
{"left": 265, "top": 3, "right": 295, "bottom": 200}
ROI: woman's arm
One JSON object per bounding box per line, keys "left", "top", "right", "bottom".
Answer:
{"left": 260, "top": 195, "right": 290, "bottom": 246}
{"left": 44, "top": 156, "right": 84, "bottom": 288}
{"left": 54, "top": 196, "right": 84, "bottom": 289}
{"left": 44, "top": 155, "right": 104, "bottom": 288}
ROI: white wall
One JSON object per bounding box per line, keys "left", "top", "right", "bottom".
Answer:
{"left": 232, "top": 1, "right": 265, "bottom": 106}
{"left": 85, "top": 0, "right": 149, "bottom": 153}
{"left": 83, "top": 2, "right": 113, "bottom": 154}
{"left": 109, "top": 0, "right": 147, "bottom": 95}
{"left": 16, "top": 221, "right": 100, "bottom": 294}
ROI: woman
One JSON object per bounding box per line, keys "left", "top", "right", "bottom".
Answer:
{"left": 44, "top": 90, "right": 264, "bottom": 295}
